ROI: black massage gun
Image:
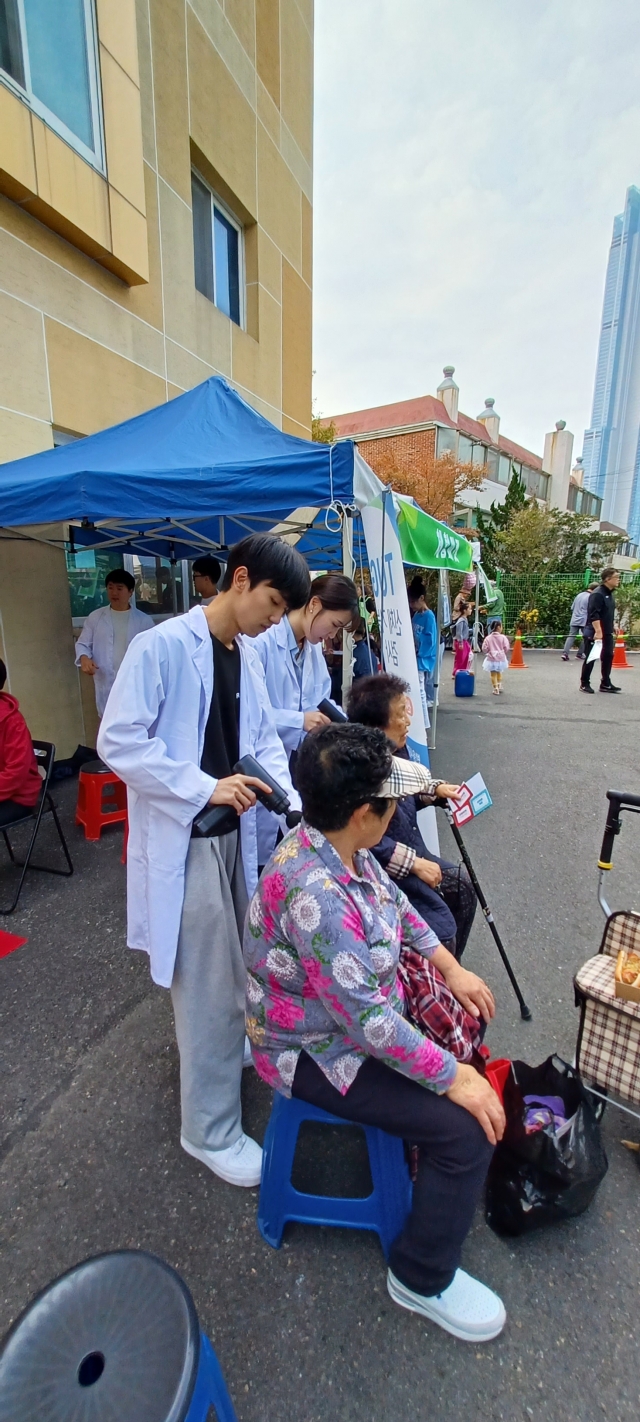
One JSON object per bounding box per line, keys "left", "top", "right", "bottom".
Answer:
{"left": 317, "top": 698, "right": 348, "bottom": 723}
{"left": 192, "top": 753, "right": 302, "bottom": 838}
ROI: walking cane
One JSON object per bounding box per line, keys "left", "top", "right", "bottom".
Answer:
{"left": 440, "top": 804, "right": 532, "bottom": 1021}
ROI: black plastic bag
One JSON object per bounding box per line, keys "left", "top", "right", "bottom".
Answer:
{"left": 485, "top": 1055, "right": 608, "bottom": 1237}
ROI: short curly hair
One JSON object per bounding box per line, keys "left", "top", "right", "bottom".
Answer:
{"left": 346, "top": 673, "right": 409, "bottom": 731}
{"left": 295, "top": 723, "right": 393, "bottom": 832}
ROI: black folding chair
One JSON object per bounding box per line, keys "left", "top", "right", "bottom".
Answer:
{"left": 0, "top": 741, "right": 73, "bottom": 914}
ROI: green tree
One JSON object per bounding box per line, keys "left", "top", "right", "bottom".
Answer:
{"left": 311, "top": 415, "right": 337, "bottom": 444}
{"left": 496, "top": 504, "right": 619, "bottom": 575}
{"left": 475, "top": 471, "right": 527, "bottom": 574}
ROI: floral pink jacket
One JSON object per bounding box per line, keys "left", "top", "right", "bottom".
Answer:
{"left": 242, "top": 822, "right": 457, "bottom": 1098}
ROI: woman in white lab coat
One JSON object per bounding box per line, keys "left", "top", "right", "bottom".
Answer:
{"left": 253, "top": 573, "right": 360, "bottom": 754}
{"left": 253, "top": 572, "right": 359, "bottom": 862}
{"left": 75, "top": 568, "right": 154, "bottom": 716}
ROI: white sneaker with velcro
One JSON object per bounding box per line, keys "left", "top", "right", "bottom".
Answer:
{"left": 181, "top": 1132, "right": 262, "bottom": 1187}
{"left": 387, "top": 1267, "right": 506, "bottom": 1342}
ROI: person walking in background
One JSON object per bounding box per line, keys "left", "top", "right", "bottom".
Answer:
{"left": 408, "top": 578, "right": 437, "bottom": 723}
{"left": 75, "top": 569, "right": 154, "bottom": 718}
{"left": 561, "top": 584, "right": 597, "bottom": 661}
{"left": 484, "top": 580, "right": 506, "bottom": 632}
{"left": 452, "top": 601, "right": 471, "bottom": 677}
{"left": 352, "top": 617, "right": 379, "bottom": 679}
{"left": 192, "top": 555, "right": 222, "bottom": 606}
{"left": 482, "top": 622, "right": 510, "bottom": 695}
{"left": 580, "top": 568, "right": 621, "bottom": 694}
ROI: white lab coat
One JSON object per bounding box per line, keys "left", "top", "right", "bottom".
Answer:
{"left": 75, "top": 604, "right": 155, "bottom": 715}
{"left": 252, "top": 618, "right": 336, "bottom": 864}
{"left": 253, "top": 618, "right": 334, "bottom": 757}
{"left": 97, "top": 606, "right": 299, "bottom": 988}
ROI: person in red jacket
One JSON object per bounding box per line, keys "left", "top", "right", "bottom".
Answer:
{"left": 0, "top": 660, "right": 41, "bottom": 827}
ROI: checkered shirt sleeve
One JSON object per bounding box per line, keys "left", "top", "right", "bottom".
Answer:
{"left": 386, "top": 842, "right": 417, "bottom": 878}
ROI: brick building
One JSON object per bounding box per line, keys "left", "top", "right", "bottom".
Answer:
{"left": 325, "top": 366, "right": 553, "bottom": 528}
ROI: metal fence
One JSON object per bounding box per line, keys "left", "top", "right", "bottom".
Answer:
{"left": 496, "top": 571, "right": 640, "bottom": 646}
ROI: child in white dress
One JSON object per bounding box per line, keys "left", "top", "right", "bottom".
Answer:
{"left": 482, "top": 622, "right": 510, "bottom": 694}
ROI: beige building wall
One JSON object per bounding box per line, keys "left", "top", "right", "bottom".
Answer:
{"left": 0, "top": 0, "right": 314, "bottom": 753}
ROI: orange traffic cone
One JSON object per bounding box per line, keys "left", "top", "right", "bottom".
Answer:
{"left": 612, "top": 632, "right": 633, "bottom": 669}
{"left": 509, "top": 632, "right": 528, "bottom": 668}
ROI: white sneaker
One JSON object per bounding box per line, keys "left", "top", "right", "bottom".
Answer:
{"left": 387, "top": 1267, "right": 506, "bottom": 1342}
{"left": 181, "top": 1133, "right": 263, "bottom": 1187}
{"left": 243, "top": 1036, "right": 254, "bottom": 1068}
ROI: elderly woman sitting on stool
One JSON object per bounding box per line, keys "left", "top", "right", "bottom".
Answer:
{"left": 346, "top": 673, "right": 476, "bottom": 959}
{"left": 243, "top": 723, "right": 506, "bottom": 1342}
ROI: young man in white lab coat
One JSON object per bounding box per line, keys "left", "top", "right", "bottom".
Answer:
{"left": 75, "top": 568, "right": 154, "bottom": 717}
{"left": 192, "top": 554, "right": 222, "bottom": 606}
{"left": 98, "top": 535, "right": 310, "bottom": 1186}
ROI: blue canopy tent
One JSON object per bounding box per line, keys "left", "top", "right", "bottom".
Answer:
{"left": 0, "top": 376, "right": 380, "bottom": 567}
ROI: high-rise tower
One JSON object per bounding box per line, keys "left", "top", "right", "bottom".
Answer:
{"left": 582, "top": 185, "right": 640, "bottom": 541}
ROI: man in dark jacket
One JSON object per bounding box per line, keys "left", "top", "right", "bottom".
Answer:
{"left": 580, "top": 568, "right": 621, "bottom": 693}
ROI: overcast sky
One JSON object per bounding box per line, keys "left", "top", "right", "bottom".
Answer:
{"left": 312, "top": 0, "right": 640, "bottom": 458}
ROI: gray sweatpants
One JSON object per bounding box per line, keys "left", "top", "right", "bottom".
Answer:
{"left": 170, "top": 833, "right": 248, "bottom": 1152}
{"left": 563, "top": 623, "right": 585, "bottom": 655}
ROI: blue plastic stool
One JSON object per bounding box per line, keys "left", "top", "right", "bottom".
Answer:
{"left": 454, "top": 670, "right": 475, "bottom": 697}
{"left": 258, "top": 1094, "right": 412, "bottom": 1258}
{"left": 0, "top": 1250, "right": 238, "bottom": 1422}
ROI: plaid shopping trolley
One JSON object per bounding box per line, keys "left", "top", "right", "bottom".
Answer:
{"left": 574, "top": 911, "right": 640, "bottom": 1109}
{"left": 574, "top": 790, "right": 640, "bottom": 1115}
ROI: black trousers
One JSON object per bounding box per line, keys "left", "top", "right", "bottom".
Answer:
{"left": 438, "top": 863, "right": 476, "bottom": 960}
{"left": 292, "top": 1051, "right": 493, "bottom": 1297}
{"left": 0, "top": 800, "right": 33, "bottom": 829}
{"left": 581, "top": 632, "right": 614, "bottom": 687}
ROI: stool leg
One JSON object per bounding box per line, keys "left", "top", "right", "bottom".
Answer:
{"left": 364, "top": 1127, "right": 412, "bottom": 1259}
{"left": 185, "top": 1335, "right": 238, "bottom": 1422}
{"left": 258, "top": 1094, "right": 303, "bottom": 1248}
{"left": 85, "top": 776, "right": 104, "bottom": 840}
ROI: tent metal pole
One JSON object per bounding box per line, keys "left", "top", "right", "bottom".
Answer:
{"left": 428, "top": 569, "right": 445, "bottom": 750}
{"left": 342, "top": 509, "right": 354, "bottom": 699}
{"left": 473, "top": 561, "right": 481, "bottom": 651}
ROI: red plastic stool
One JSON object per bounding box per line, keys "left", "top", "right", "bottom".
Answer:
{"left": 76, "top": 760, "right": 127, "bottom": 842}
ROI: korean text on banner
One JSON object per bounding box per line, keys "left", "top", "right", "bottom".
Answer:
{"left": 394, "top": 498, "right": 474, "bottom": 573}
{"left": 361, "top": 491, "right": 429, "bottom": 766}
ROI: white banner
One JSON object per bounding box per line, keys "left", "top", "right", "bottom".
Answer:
{"left": 361, "top": 490, "right": 429, "bottom": 767}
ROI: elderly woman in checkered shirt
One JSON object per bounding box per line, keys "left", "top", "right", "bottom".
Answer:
{"left": 346, "top": 673, "right": 477, "bottom": 959}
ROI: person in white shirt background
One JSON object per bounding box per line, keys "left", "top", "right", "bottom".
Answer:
{"left": 75, "top": 568, "right": 154, "bottom": 717}
{"left": 192, "top": 554, "right": 222, "bottom": 606}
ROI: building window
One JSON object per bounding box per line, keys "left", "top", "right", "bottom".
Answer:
{"left": 458, "top": 434, "right": 473, "bottom": 463}
{"left": 0, "top": 0, "right": 103, "bottom": 168}
{"left": 497, "top": 454, "right": 511, "bottom": 485}
{"left": 191, "top": 170, "right": 243, "bottom": 326}
{"left": 485, "top": 448, "right": 499, "bottom": 481}
{"left": 437, "top": 426, "right": 457, "bottom": 457}
{"left": 472, "top": 443, "right": 486, "bottom": 467}
{"left": 568, "top": 483, "right": 602, "bottom": 519}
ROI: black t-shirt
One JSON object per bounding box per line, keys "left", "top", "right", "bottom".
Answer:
{"left": 200, "top": 635, "right": 240, "bottom": 779}
{"left": 586, "top": 584, "right": 615, "bottom": 638}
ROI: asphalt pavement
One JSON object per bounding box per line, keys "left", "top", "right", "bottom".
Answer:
{"left": 1, "top": 650, "right": 639, "bottom": 1422}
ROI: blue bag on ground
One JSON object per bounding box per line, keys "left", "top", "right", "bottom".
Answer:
{"left": 485, "top": 1055, "right": 608, "bottom": 1237}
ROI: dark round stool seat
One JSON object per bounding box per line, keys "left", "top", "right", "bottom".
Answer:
{"left": 0, "top": 1251, "right": 200, "bottom": 1422}
{"left": 79, "top": 760, "right": 112, "bottom": 775}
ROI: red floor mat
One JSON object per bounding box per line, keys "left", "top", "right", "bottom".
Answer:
{"left": 0, "top": 929, "right": 28, "bottom": 960}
